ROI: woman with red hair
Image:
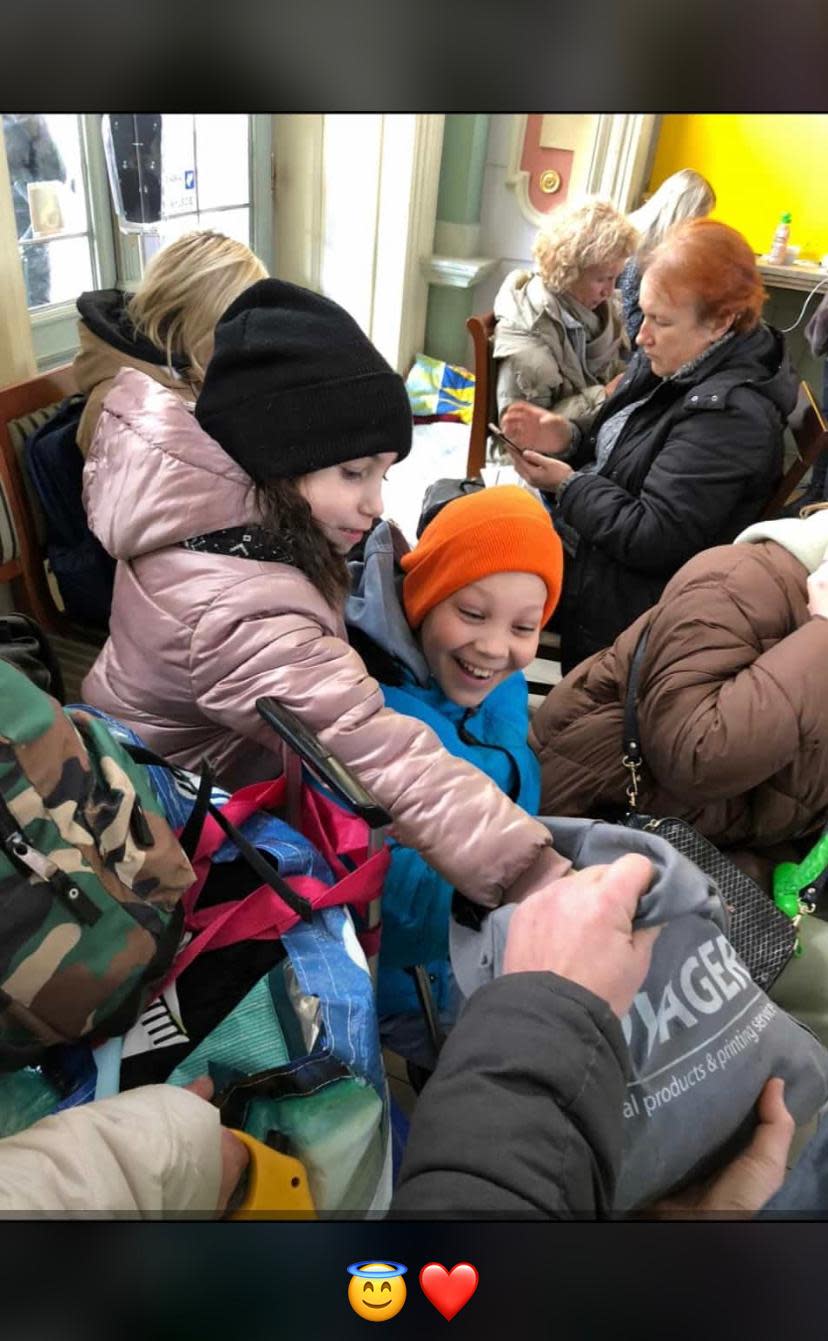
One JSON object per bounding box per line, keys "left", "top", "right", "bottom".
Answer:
{"left": 500, "top": 219, "right": 798, "bottom": 672}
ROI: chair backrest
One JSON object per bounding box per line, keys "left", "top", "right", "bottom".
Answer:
{"left": 761, "top": 380, "right": 828, "bottom": 519}
{"left": 465, "top": 312, "right": 497, "bottom": 478}
{"left": 0, "top": 365, "right": 78, "bottom": 630}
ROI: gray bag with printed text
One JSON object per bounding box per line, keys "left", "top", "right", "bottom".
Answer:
{"left": 450, "top": 816, "right": 828, "bottom": 1210}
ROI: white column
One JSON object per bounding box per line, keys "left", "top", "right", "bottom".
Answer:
{"left": 272, "top": 113, "right": 444, "bottom": 375}
{"left": 0, "top": 138, "right": 36, "bottom": 387}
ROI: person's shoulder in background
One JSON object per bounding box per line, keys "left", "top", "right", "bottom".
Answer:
{"left": 805, "top": 290, "right": 828, "bottom": 358}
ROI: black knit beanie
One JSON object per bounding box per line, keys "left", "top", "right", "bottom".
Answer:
{"left": 195, "top": 278, "right": 412, "bottom": 481}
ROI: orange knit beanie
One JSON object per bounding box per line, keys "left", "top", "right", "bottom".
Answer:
{"left": 401, "top": 485, "right": 564, "bottom": 629}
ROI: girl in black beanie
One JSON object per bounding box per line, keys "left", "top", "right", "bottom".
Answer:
{"left": 81, "top": 278, "right": 569, "bottom": 910}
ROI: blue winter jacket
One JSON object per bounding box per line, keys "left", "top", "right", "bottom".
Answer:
{"left": 379, "top": 671, "right": 540, "bottom": 1015}
{"left": 346, "top": 520, "right": 540, "bottom": 1018}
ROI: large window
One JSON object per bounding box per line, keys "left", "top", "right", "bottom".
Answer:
{"left": 2, "top": 113, "right": 99, "bottom": 308}
{"left": 2, "top": 113, "right": 273, "bottom": 368}
{"left": 153, "top": 115, "right": 253, "bottom": 247}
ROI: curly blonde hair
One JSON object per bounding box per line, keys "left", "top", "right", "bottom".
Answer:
{"left": 532, "top": 197, "right": 639, "bottom": 294}
{"left": 127, "top": 230, "right": 268, "bottom": 386}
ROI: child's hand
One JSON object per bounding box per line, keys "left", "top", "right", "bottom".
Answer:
{"left": 184, "top": 1076, "right": 250, "bottom": 1214}
{"left": 501, "top": 843, "right": 572, "bottom": 904}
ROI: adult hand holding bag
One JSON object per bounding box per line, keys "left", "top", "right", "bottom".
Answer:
{"left": 450, "top": 816, "right": 828, "bottom": 1211}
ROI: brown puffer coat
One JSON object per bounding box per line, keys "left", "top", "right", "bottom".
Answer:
{"left": 531, "top": 538, "right": 828, "bottom": 848}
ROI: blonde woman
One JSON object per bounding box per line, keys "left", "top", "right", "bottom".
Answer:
{"left": 620, "top": 169, "right": 715, "bottom": 342}
{"left": 73, "top": 230, "right": 268, "bottom": 456}
{"left": 494, "top": 198, "right": 638, "bottom": 422}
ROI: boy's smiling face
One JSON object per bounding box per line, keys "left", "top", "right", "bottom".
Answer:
{"left": 419, "top": 571, "right": 546, "bottom": 708}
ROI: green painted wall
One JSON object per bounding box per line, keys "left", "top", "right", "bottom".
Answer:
{"left": 424, "top": 114, "right": 491, "bottom": 368}
{"left": 425, "top": 286, "right": 475, "bottom": 368}
{"left": 436, "top": 114, "right": 490, "bottom": 225}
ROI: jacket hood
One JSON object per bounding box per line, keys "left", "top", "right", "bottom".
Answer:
{"left": 735, "top": 506, "right": 828, "bottom": 573}
{"left": 74, "top": 290, "right": 190, "bottom": 408}
{"left": 82, "top": 367, "right": 256, "bottom": 561}
{"left": 494, "top": 270, "right": 547, "bottom": 329}
{"left": 76, "top": 289, "right": 190, "bottom": 369}
{"left": 345, "top": 520, "right": 430, "bottom": 685}
{"left": 493, "top": 270, "right": 617, "bottom": 357}
{"left": 674, "top": 323, "right": 798, "bottom": 419}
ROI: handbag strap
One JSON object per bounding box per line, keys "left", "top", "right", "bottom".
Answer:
{"left": 622, "top": 624, "right": 651, "bottom": 811}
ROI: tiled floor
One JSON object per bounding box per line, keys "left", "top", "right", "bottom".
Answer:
{"left": 51, "top": 630, "right": 104, "bottom": 703}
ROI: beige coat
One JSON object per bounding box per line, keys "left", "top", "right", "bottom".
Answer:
{"left": 493, "top": 271, "right": 627, "bottom": 420}
{"left": 73, "top": 317, "right": 194, "bottom": 457}
{"left": 0, "top": 1086, "right": 221, "bottom": 1215}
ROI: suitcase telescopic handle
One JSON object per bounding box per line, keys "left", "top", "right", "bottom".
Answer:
{"left": 255, "top": 697, "right": 391, "bottom": 828}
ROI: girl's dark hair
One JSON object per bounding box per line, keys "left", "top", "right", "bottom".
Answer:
{"left": 255, "top": 477, "right": 350, "bottom": 607}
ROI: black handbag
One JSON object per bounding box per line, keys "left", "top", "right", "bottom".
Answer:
{"left": 416, "top": 477, "right": 485, "bottom": 538}
{"left": 0, "top": 612, "right": 65, "bottom": 703}
{"left": 621, "top": 624, "right": 797, "bottom": 992}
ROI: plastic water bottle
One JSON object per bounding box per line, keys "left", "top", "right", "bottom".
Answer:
{"left": 768, "top": 212, "right": 792, "bottom": 265}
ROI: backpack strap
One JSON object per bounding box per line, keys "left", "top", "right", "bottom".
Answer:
{"left": 123, "top": 744, "right": 313, "bottom": 924}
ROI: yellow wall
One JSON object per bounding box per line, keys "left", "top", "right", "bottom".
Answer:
{"left": 649, "top": 115, "right": 828, "bottom": 262}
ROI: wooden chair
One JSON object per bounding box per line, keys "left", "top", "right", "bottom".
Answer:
{"left": 761, "top": 380, "right": 828, "bottom": 519}
{"left": 465, "top": 312, "right": 564, "bottom": 694}
{"left": 465, "top": 311, "right": 497, "bottom": 477}
{"left": 0, "top": 365, "right": 105, "bottom": 699}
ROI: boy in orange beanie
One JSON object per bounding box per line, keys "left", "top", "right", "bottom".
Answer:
{"left": 346, "top": 485, "right": 564, "bottom": 1074}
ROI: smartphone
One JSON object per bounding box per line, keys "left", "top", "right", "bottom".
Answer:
{"left": 488, "top": 422, "right": 524, "bottom": 455}
{"left": 256, "top": 696, "right": 391, "bottom": 828}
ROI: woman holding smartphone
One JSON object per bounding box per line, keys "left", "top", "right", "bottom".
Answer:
{"left": 500, "top": 220, "right": 797, "bottom": 673}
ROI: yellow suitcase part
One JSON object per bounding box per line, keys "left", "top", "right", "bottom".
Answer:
{"left": 227, "top": 1130, "right": 316, "bottom": 1217}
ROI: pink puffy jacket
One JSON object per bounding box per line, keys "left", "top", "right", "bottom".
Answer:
{"left": 82, "top": 369, "right": 565, "bottom": 906}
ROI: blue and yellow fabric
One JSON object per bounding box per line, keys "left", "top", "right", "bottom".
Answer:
{"left": 404, "top": 353, "right": 475, "bottom": 423}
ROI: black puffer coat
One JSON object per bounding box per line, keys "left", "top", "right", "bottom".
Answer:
{"left": 551, "top": 324, "right": 798, "bottom": 672}
{"left": 390, "top": 972, "right": 627, "bottom": 1217}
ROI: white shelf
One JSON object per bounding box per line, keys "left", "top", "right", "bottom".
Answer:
{"left": 420, "top": 255, "right": 498, "bottom": 289}
{"left": 757, "top": 259, "right": 828, "bottom": 293}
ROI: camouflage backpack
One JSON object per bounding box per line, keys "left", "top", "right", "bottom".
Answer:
{"left": 0, "top": 659, "right": 194, "bottom": 1068}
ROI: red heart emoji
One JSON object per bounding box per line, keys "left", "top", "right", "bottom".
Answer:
{"left": 419, "top": 1262, "right": 479, "bottom": 1320}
